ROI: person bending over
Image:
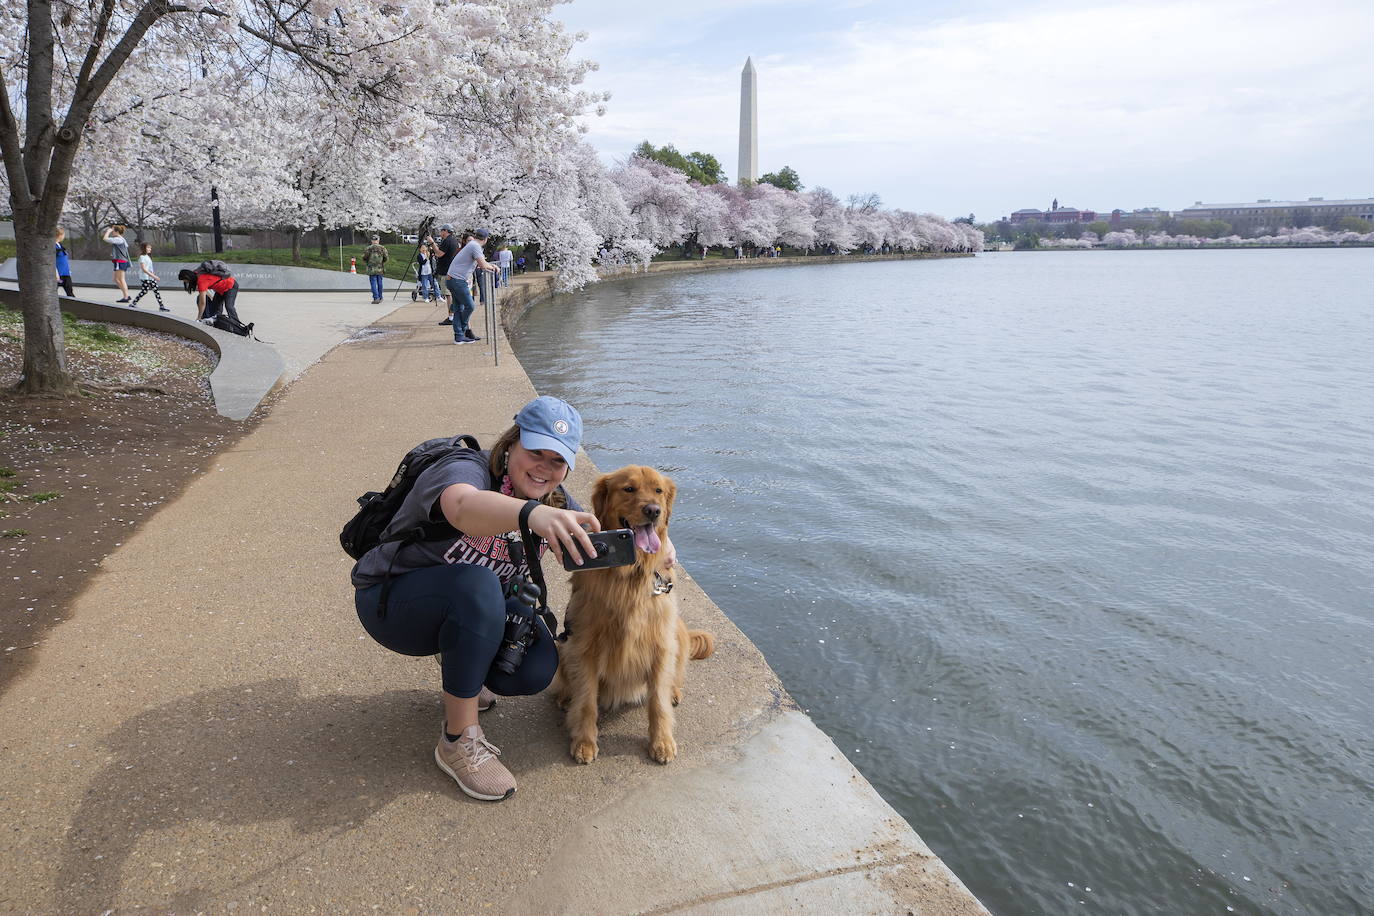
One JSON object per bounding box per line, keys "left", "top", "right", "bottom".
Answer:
{"left": 177, "top": 266, "right": 242, "bottom": 323}
{"left": 352, "top": 397, "right": 601, "bottom": 801}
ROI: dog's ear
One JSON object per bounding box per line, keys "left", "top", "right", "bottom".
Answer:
{"left": 660, "top": 473, "right": 677, "bottom": 522}
{"left": 591, "top": 473, "right": 611, "bottom": 521}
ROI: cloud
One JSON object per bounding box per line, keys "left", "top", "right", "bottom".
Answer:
{"left": 560, "top": 0, "right": 1374, "bottom": 216}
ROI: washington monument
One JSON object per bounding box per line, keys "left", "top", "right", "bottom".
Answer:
{"left": 738, "top": 57, "right": 757, "bottom": 185}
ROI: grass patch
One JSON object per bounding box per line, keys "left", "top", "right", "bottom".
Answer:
{"left": 2, "top": 529, "right": 27, "bottom": 538}
{"left": 0, "top": 468, "right": 15, "bottom": 477}
{"left": 0, "top": 239, "right": 14, "bottom": 262}
{"left": 26, "top": 491, "right": 60, "bottom": 503}
{"left": 61, "top": 310, "right": 131, "bottom": 352}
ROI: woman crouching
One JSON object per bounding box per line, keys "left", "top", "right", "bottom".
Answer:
{"left": 351, "top": 397, "right": 600, "bottom": 801}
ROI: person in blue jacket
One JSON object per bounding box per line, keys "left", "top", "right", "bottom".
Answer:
{"left": 54, "top": 228, "right": 74, "bottom": 297}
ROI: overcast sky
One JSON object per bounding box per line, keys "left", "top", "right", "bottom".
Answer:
{"left": 552, "top": 0, "right": 1374, "bottom": 221}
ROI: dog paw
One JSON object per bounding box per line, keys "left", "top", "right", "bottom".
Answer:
{"left": 649, "top": 735, "right": 677, "bottom": 764}
{"left": 571, "top": 738, "right": 598, "bottom": 764}
{"left": 670, "top": 686, "right": 683, "bottom": 706}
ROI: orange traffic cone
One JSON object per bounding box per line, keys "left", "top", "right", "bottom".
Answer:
{"left": 349, "top": 257, "right": 357, "bottom": 274}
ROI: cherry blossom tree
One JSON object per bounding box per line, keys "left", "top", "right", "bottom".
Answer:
{"left": 807, "top": 187, "right": 856, "bottom": 253}
{"left": 613, "top": 156, "right": 696, "bottom": 250}
{"left": 2, "top": 0, "right": 600, "bottom": 394}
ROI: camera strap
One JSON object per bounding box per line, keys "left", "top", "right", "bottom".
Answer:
{"left": 517, "top": 499, "right": 560, "bottom": 640}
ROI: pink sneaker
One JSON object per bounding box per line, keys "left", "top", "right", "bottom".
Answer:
{"left": 435, "top": 724, "right": 516, "bottom": 801}
{"left": 476, "top": 686, "right": 499, "bottom": 711}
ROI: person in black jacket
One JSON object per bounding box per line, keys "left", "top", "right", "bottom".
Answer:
{"left": 434, "top": 224, "right": 461, "bottom": 325}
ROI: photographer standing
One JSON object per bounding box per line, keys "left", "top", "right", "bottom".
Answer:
{"left": 351, "top": 397, "right": 600, "bottom": 801}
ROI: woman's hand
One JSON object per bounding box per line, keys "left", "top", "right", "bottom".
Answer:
{"left": 528, "top": 504, "right": 600, "bottom": 567}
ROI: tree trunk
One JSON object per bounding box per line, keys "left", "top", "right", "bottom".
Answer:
{"left": 11, "top": 208, "right": 78, "bottom": 396}
{"left": 317, "top": 215, "right": 329, "bottom": 259}
{"left": 291, "top": 228, "right": 302, "bottom": 264}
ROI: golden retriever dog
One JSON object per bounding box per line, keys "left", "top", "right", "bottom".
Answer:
{"left": 552, "top": 465, "right": 714, "bottom": 764}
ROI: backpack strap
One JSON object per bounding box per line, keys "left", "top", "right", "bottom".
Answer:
{"left": 373, "top": 435, "right": 485, "bottom": 617}
{"left": 517, "top": 499, "right": 560, "bottom": 641}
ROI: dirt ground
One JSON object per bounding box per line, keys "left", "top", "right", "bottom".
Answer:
{"left": 0, "top": 314, "right": 252, "bottom": 693}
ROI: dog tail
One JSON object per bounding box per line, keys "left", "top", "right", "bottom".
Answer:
{"left": 687, "top": 629, "right": 714, "bottom": 660}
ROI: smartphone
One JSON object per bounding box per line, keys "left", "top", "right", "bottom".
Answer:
{"left": 561, "top": 528, "right": 637, "bottom": 572}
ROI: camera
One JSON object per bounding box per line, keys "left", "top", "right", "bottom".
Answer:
{"left": 492, "top": 577, "right": 543, "bottom": 675}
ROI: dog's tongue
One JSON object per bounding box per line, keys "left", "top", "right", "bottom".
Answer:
{"left": 633, "top": 524, "right": 661, "bottom": 554}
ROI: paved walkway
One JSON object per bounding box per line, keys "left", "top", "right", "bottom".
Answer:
{"left": 0, "top": 286, "right": 987, "bottom": 913}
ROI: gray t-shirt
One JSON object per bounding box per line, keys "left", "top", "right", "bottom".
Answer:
{"left": 446, "top": 239, "right": 485, "bottom": 281}
{"left": 350, "top": 449, "right": 581, "bottom": 589}
{"left": 108, "top": 235, "right": 130, "bottom": 262}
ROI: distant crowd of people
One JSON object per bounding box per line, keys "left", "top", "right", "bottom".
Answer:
{"left": 51, "top": 224, "right": 538, "bottom": 340}
{"left": 366, "top": 226, "right": 527, "bottom": 345}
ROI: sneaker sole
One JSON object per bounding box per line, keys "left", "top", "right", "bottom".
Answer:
{"left": 434, "top": 747, "right": 515, "bottom": 801}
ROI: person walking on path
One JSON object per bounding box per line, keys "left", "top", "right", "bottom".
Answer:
{"left": 102, "top": 225, "right": 132, "bottom": 302}
{"left": 352, "top": 397, "right": 602, "bottom": 801}
{"left": 54, "top": 228, "right": 74, "bottom": 298}
{"left": 363, "top": 235, "right": 389, "bottom": 304}
{"left": 434, "top": 224, "right": 460, "bottom": 325}
{"left": 129, "top": 242, "right": 168, "bottom": 310}
{"left": 415, "top": 238, "right": 441, "bottom": 302}
{"left": 497, "top": 244, "right": 513, "bottom": 288}
{"left": 446, "top": 228, "right": 498, "bottom": 344}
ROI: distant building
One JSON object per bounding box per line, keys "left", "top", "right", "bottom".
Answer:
{"left": 1109, "top": 207, "right": 1170, "bottom": 229}
{"left": 1179, "top": 197, "right": 1374, "bottom": 232}
{"left": 1006, "top": 200, "right": 1097, "bottom": 225}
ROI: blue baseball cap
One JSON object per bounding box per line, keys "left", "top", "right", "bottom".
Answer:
{"left": 514, "top": 396, "right": 582, "bottom": 469}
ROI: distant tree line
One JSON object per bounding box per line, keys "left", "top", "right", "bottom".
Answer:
{"left": 980, "top": 213, "right": 1372, "bottom": 248}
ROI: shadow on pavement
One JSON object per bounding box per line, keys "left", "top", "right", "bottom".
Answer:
{"left": 56, "top": 680, "right": 439, "bottom": 912}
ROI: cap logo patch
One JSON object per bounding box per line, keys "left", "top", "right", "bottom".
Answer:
{"left": 553, "top": 420, "right": 570, "bottom": 435}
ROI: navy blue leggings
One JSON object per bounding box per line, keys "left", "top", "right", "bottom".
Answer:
{"left": 354, "top": 564, "right": 557, "bottom": 699}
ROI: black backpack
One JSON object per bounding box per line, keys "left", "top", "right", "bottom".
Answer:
{"left": 340, "top": 434, "right": 481, "bottom": 560}
{"left": 212, "top": 313, "right": 255, "bottom": 337}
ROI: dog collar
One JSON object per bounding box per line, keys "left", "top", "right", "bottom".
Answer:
{"left": 652, "top": 572, "right": 674, "bottom": 596}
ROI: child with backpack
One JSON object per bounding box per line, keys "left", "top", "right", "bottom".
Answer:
{"left": 348, "top": 397, "right": 620, "bottom": 801}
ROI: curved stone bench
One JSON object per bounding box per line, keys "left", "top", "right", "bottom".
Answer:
{"left": 0, "top": 288, "right": 285, "bottom": 420}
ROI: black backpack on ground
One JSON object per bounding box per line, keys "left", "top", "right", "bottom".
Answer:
{"left": 340, "top": 434, "right": 482, "bottom": 560}
{"left": 212, "top": 313, "right": 255, "bottom": 337}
